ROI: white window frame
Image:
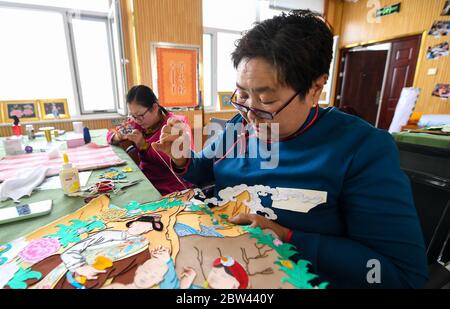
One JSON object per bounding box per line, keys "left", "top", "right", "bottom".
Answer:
{"left": 203, "top": 0, "right": 330, "bottom": 111}
{"left": 203, "top": 27, "right": 241, "bottom": 111}
{"left": 319, "top": 35, "right": 340, "bottom": 106}
{"left": 0, "top": 0, "right": 127, "bottom": 116}
{"left": 202, "top": 1, "right": 285, "bottom": 111}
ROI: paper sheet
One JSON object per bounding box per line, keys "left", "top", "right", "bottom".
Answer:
{"left": 388, "top": 87, "right": 420, "bottom": 133}
{"left": 37, "top": 171, "right": 92, "bottom": 191}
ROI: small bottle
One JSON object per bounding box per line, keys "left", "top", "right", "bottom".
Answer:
{"left": 26, "top": 124, "right": 35, "bottom": 140}
{"left": 12, "top": 116, "right": 22, "bottom": 136}
{"left": 59, "top": 153, "right": 80, "bottom": 194}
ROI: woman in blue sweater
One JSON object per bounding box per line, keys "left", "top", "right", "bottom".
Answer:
{"left": 152, "top": 10, "right": 428, "bottom": 288}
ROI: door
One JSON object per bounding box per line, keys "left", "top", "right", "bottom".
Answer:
{"left": 339, "top": 50, "right": 388, "bottom": 125}
{"left": 377, "top": 35, "right": 421, "bottom": 129}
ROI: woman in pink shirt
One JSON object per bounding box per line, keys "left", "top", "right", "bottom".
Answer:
{"left": 107, "top": 85, "right": 192, "bottom": 195}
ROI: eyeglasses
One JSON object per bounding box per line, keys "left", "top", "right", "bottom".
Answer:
{"left": 128, "top": 108, "right": 151, "bottom": 122}
{"left": 229, "top": 89, "right": 300, "bottom": 120}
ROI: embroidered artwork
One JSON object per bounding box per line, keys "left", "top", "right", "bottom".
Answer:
{"left": 0, "top": 186, "right": 327, "bottom": 289}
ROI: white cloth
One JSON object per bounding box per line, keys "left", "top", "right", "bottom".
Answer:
{"left": 0, "top": 166, "right": 50, "bottom": 202}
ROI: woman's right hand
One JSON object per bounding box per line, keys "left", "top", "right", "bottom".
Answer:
{"left": 112, "top": 130, "right": 126, "bottom": 144}
{"left": 151, "top": 118, "right": 190, "bottom": 168}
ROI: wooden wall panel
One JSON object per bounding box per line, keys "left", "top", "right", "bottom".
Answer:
{"left": 339, "top": 0, "right": 447, "bottom": 47}
{"left": 120, "top": 0, "right": 140, "bottom": 87}
{"left": 325, "top": 0, "right": 344, "bottom": 106}
{"left": 337, "top": 0, "right": 450, "bottom": 115}
{"left": 325, "top": 0, "right": 344, "bottom": 35}
{"left": 0, "top": 118, "right": 126, "bottom": 137}
{"left": 414, "top": 34, "right": 450, "bottom": 114}
{"left": 132, "top": 0, "right": 202, "bottom": 89}
{"left": 120, "top": 0, "right": 204, "bottom": 141}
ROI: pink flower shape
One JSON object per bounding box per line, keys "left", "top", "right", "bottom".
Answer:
{"left": 273, "top": 239, "right": 283, "bottom": 247}
{"left": 10, "top": 110, "right": 23, "bottom": 117}
{"left": 19, "top": 238, "right": 60, "bottom": 263}
{"left": 23, "top": 109, "right": 34, "bottom": 116}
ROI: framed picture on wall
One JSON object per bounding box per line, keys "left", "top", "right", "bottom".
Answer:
{"left": 218, "top": 92, "right": 234, "bottom": 110}
{"left": 0, "top": 100, "right": 40, "bottom": 122}
{"left": 426, "top": 41, "right": 449, "bottom": 60}
{"left": 39, "top": 99, "right": 70, "bottom": 120}
{"left": 442, "top": 1, "right": 450, "bottom": 16}
{"left": 432, "top": 83, "right": 450, "bottom": 99}
{"left": 428, "top": 21, "right": 450, "bottom": 37}
{"left": 151, "top": 42, "right": 200, "bottom": 108}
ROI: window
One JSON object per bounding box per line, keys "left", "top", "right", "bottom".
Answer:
{"left": 202, "top": 0, "right": 326, "bottom": 110}
{"left": 72, "top": 18, "right": 116, "bottom": 113}
{"left": 202, "top": 0, "right": 289, "bottom": 110}
{"left": 217, "top": 32, "right": 241, "bottom": 93}
{"left": 0, "top": 7, "right": 76, "bottom": 114}
{"left": 203, "top": 0, "right": 257, "bottom": 32}
{"left": 0, "top": 0, "right": 127, "bottom": 118}
{"left": 2, "top": 0, "right": 111, "bottom": 12}
{"left": 202, "top": 34, "right": 212, "bottom": 107}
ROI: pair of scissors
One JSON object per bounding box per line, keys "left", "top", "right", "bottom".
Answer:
{"left": 114, "top": 179, "right": 143, "bottom": 195}
{"left": 95, "top": 180, "right": 115, "bottom": 193}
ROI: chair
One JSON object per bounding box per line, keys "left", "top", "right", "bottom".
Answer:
{"left": 396, "top": 141, "right": 450, "bottom": 288}
{"left": 208, "top": 117, "right": 227, "bottom": 130}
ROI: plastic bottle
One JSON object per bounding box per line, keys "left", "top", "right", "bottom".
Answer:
{"left": 26, "top": 124, "right": 35, "bottom": 140}
{"left": 59, "top": 153, "right": 80, "bottom": 194}
{"left": 11, "top": 116, "right": 22, "bottom": 136}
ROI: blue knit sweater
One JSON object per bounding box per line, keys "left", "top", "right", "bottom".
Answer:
{"left": 181, "top": 107, "right": 428, "bottom": 288}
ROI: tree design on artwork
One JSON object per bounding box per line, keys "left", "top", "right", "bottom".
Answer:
{"left": 240, "top": 243, "right": 274, "bottom": 276}
{"left": 241, "top": 226, "right": 329, "bottom": 289}
{"left": 194, "top": 246, "right": 207, "bottom": 281}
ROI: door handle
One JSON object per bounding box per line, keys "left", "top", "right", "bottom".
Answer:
{"left": 375, "top": 90, "right": 381, "bottom": 106}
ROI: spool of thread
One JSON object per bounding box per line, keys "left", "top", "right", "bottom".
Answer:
{"left": 73, "top": 122, "right": 84, "bottom": 134}
{"left": 83, "top": 127, "right": 91, "bottom": 144}
{"left": 26, "top": 125, "right": 35, "bottom": 140}
{"left": 44, "top": 129, "right": 52, "bottom": 142}
{"left": 40, "top": 127, "right": 54, "bottom": 142}
{"left": 11, "top": 116, "right": 22, "bottom": 136}
{"left": 12, "top": 124, "right": 22, "bottom": 136}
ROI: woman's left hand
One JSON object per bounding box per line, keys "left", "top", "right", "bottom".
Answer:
{"left": 127, "top": 129, "right": 146, "bottom": 150}
{"left": 229, "top": 213, "right": 291, "bottom": 242}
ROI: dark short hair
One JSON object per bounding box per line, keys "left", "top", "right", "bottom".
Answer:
{"left": 231, "top": 9, "right": 333, "bottom": 99}
{"left": 127, "top": 85, "right": 158, "bottom": 108}
{"left": 127, "top": 85, "right": 168, "bottom": 114}
{"left": 126, "top": 215, "right": 163, "bottom": 231}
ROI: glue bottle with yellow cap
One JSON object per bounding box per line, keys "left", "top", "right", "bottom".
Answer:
{"left": 59, "top": 152, "right": 80, "bottom": 194}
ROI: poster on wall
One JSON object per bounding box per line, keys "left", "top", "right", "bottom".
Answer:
{"left": 428, "top": 21, "right": 450, "bottom": 37}
{"left": 441, "top": 1, "right": 450, "bottom": 16}
{"left": 426, "top": 41, "right": 449, "bottom": 60}
{"left": 432, "top": 83, "right": 450, "bottom": 100}
{"left": 151, "top": 43, "right": 200, "bottom": 108}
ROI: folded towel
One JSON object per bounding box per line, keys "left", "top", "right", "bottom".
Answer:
{"left": 0, "top": 166, "right": 50, "bottom": 203}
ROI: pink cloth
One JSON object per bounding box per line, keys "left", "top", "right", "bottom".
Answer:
{"left": 0, "top": 144, "right": 126, "bottom": 182}
{"left": 107, "top": 113, "right": 192, "bottom": 195}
